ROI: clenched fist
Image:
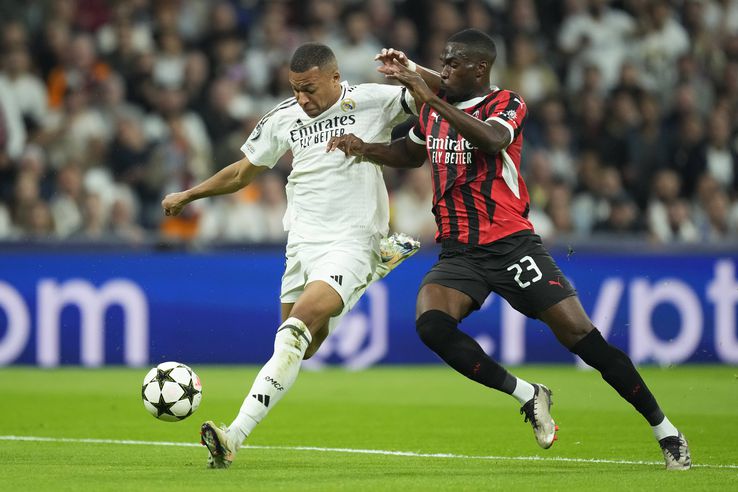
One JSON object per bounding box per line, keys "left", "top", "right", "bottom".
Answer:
{"left": 162, "top": 191, "right": 191, "bottom": 216}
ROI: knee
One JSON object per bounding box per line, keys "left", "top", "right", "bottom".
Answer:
{"left": 567, "top": 322, "right": 594, "bottom": 346}
{"left": 415, "top": 310, "right": 458, "bottom": 347}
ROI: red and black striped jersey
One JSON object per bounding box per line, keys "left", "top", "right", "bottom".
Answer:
{"left": 409, "top": 88, "right": 533, "bottom": 245}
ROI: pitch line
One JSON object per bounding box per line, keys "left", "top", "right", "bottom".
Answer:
{"left": 1, "top": 435, "right": 735, "bottom": 470}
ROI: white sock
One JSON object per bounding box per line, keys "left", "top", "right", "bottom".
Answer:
{"left": 651, "top": 416, "right": 679, "bottom": 441}
{"left": 227, "top": 317, "right": 312, "bottom": 449}
{"left": 511, "top": 378, "right": 535, "bottom": 405}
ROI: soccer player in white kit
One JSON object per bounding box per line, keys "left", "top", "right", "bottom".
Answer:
{"left": 161, "top": 43, "right": 423, "bottom": 468}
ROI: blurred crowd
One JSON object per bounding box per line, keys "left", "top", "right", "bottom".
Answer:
{"left": 0, "top": 0, "right": 736, "bottom": 246}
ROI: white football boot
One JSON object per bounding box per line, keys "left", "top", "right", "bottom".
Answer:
{"left": 201, "top": 421, "right": 235, "bottom": 469}
{"left": 519, "top": 384, "right": 558, "bottom": 449}
{"left": 374, "top": 232, "right": 421, "bottom": 280}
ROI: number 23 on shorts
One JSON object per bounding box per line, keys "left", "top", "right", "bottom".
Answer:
{"left": 506, "top": 255, "right": 543, "bottom": 289}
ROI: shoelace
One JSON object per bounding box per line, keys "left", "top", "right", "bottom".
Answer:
{"left": 520, "top": 401, "right": 538, "bottom": 428}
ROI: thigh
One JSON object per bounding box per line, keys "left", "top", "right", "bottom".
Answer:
{"left": 417, "top": 283, "right": 476, "bottom": 321}
{"left": 305, "top": 236, "right": 379, "bottom": 313}
{"left": 538, "top": 296, "right": 594, "bottom": 349}
{"left": 487, "top": 235, "right": 577, "bottom": 319}
{"left": 290, "top": 280, "right": 344, "bottom": 335}
{"left": 418, "top": 253, "right": 490, "bottom": 317}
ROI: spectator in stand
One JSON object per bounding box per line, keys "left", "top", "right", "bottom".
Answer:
{"left": 47, "top": 33, "right": 111, "bottom": 109}
{"left": 18, "top": 199, "right": 55, "bottom": 239}
{"left": 49, "top": 163, "right": 84, "bottom": 238}
{"left": 697, "top": 189, "right": 738, "bottom": 242}
{"left": 0, "top": 45, "right": 49, "bottom": 133}
{"left": 667, "top": 110, "right": 706, "bottom": 197}
{"left": 658, "top": 199, "right": 700, "bottom": 244}
{"left": 499, "top": 34, "right": 559, "bottom": 107}
{"left": 0, "top": 74, "right": 27, "bottom": 163}
{"left": 256, "top": 171, "right": 288, "bottom": 243}
{"left": 701, "top": 110, "right": 738, "bottom": 192}
{"left": 648, "top": 169, "right": 688, "bottom": 243}
{"left": 333, "top": 8, "right": 384, "bottom": 84}
{"left": 558, "top": 0, "right": 636, "bottom": 91}
{"left": 628, "top": 92, "right": 668, "bottom": 206}
{"left": 593, "top": 193, "right": 644, "bottom": 235}
{"left": 636, "top": 0, "right": 690, "bottom": 99}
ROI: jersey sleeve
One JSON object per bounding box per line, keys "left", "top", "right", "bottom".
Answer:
{"left": 240, "top": 109, "right": 289, "bottom": 168}
{"left": 408, "top": 104, "right": 427, "bottom": 145}
{"left": 370, "top": 83, "right": 418, "bottom": 123}
{"left": 483, "top": 91, "right": 527, "bottom": 147}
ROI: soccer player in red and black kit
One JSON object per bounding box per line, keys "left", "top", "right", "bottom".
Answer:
{"left": 327, "top": 29, "right": 691, "bottom": 470}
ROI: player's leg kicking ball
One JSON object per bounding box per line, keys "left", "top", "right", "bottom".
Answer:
{"left": 375, "top": 232, "right": 421, "bottom": 280}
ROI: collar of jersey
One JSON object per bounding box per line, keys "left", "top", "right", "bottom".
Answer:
{"left": 452, "top": 86, "right": 499, "bottom": 110}
{"left": 301, "top": 81, "right": 350, "bottom": 120}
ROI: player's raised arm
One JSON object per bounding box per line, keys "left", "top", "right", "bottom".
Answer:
{"left": 375, "top": 48, "right": 441, "bottom": 97}
{"left": 387, "top": 60, "right": 510, "bottom": 155}
{"left": 161, "top": 156, "right": 266, "bottom": 216}
{"left": 326, "top": 133, "right": 426, "bottom": 169}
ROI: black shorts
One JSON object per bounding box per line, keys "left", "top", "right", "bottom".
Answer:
{"left": 420, "top": 231, "right": 577, "bottom": 319}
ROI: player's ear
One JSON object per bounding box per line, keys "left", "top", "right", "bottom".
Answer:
{"left": 332, "top": 70, "right": 340, "bottom": 85}
{"left": 476, "top": 60, "right": 489, "bottom": 79}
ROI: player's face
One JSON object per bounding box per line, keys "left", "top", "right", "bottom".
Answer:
{"left": 288, "top": 66, "right": 341, "bottom": 118}
{"left": 439, "top": 43, "right": 482, "bottom": 102}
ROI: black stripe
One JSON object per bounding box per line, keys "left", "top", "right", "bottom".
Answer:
{"left": 480, "top": 154, "right": 497, "bottom": 227}
{"left": 460, "top": 146, "right": 481, "bottom": 245}
{"left": 399, "top": 87, "right": 413, "bottom": 115}
{"left": 264, "top": 395, "right": 270, "bottom": 407}
{"left": 256, "top": 98, "right": 299, "bottom": 126}
{"left": 443, "top": 126, "right": 459, "bottom": 241}
{"left": 276, "top": 324, "right": 311, "bottom": 345}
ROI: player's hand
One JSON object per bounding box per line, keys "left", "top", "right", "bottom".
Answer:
{"left": 385, "top": 59, "right": 434, "bottom": 103}
{"left": 162, "top": 191, "right": 190, "bottom": 216}
{"left": 374, "top": 48, "right": 414, "bottom": 76}
{"left": 326, "top": 134, "right": 366, "bottom": 157}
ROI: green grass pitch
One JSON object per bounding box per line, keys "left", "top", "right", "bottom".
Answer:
{"left": 1, "top": 365, "right": 737, "bottom": 491}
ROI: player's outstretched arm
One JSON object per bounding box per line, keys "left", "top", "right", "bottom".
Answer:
{"left": 375, "top": 48, "right": 441, "bottom": 95}
{"left": 326, "top": 133, "right": 426, "bottom": 169}
{"left": 162, "top": 156, "right": 266, "bottom": 216}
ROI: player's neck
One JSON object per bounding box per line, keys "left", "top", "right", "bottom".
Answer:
{"left": 448, "top": 86, "right": 491, "bottom": 104}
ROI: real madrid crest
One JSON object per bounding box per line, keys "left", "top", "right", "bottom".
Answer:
{"left": 340, "top": 98, "right": 356, "bottom": 112}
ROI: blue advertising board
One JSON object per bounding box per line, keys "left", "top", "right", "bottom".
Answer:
{"left": 0, "top": 249, "right": 736, "bottom": 367}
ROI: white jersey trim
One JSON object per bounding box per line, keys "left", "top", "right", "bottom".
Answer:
{"left": 500, "top": 149, "right": 521, "bottom": 199}
{"left": 486, "top": 116, "right": 514, "bottom": 147}
{"left": 408, "top": 128, "right": 426, "bottom": 145}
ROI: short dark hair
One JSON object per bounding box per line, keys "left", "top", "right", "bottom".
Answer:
{"left": 290, "top": 43, "right": 337, "bottom": 72}
{"left": 447, "top": 29, "right": 497, "bottom": 64}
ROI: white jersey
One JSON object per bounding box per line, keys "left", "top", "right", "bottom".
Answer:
{"left": 241, "top": 82, "right": 415, "bottom": 241}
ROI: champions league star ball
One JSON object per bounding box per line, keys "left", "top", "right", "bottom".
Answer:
{"left": 142, "top": 362, "right": 202, "bottom": 422}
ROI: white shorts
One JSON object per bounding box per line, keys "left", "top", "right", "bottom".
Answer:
{"left": 280, "top": 234, "right": 381, "bottom": 327}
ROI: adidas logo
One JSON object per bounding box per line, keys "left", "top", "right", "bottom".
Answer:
{"left": 330, "top": 275, "right": 343, "bottom": 286}
{"left": 252, "top": 394, "right": 270, "bottom": 407}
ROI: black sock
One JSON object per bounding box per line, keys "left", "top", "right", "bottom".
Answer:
{"left": 416, "top": 310, "right": 517, "bottom": 394}
{"left": 571, "top": 328, "right": 664, "bottom": 425}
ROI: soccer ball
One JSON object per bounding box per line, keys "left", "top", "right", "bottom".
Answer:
{"left": 141, "top": 361, "right": 202, "bottom": 422}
